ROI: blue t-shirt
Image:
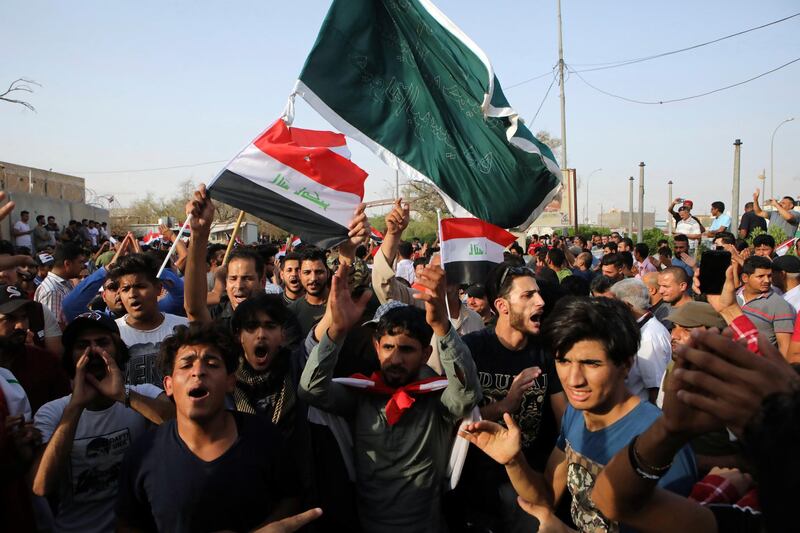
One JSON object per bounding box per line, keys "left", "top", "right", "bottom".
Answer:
{"left": 556, "top": 402, "right": 696, "bottom": 532}
{"left": 709, "top": 213, "right": 732, "bottom": 232}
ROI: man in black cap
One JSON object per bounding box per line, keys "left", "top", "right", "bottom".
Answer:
{"left": 773, "top": 255, "right": 800, "bottom": 312}
{"left": 465, "top": 284, "right": 495, "bottom": 326}
{"left": 31, "top": 311, "right": 173, "bottom": 533}
{"left": 0, "top": 284, "right": 70, "bottom": 412}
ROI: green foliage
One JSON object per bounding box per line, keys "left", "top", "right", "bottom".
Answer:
{"left": 369, "top": 215, "right": 439, "bottom": 243}
{"left": 747, "top": 225, "right": 789, "bottom": 248}
{"left": 567, "top": 225, "right": 611, "bottom": 237}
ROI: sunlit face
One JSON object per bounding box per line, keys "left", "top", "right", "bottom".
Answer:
{"left": 164, "top": 344, "right": 234, "bottom": 423}
{"left": 117, "top": 273, "right": 161, "bottom": 321}
{"left": 237, "top": 310, "right": 285, "bottom": 372}
{"left": 658, "top": 272, "right": 687, "bottom": 305}
{"left": 300, "top": 259, "right": 329, "bottom": 297}
{"left": 373, "top": 332, "right": 431, "bottom": 387}
{"left": 555, "top": 339, "right": 630, "bottom": 412}
{"left": 743, "top": 268, "right": 772, "bottom": 294}
{"left": 280, "top": 259, "right": 303, "bottom": 295}
{"left": 780, "top": 198, "right": 796, "bottom": 211}
{"left": 754, "top": 245, "right": 774, "bottom": 258}
{"left": 102, "top": 278, "right": 126, "bottom": 315}
{"left": 496, "top": 276, "right": 545, "bottom": 335}
{"left": 226, "top": 257, "right": 262, "bottom": 309}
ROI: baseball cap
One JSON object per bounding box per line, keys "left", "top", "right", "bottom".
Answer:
{"left": 682, "top": 200, "right": 694, "bottom": 209}
{"left": 772, "top": 255, "right": 800, "bottom": 274}
{"left": 62, "top": 311, "right": 120, "bottom": 351}
{"left": 0, "top": 285, "right": 34, "bottom": 315}
{"left": 362, "top": 300, "right": 408, "bottom": 326}
{"left": 465, "top": 284, "right": 487, "bottom": 299}
{"left": 667, "top": 301, "right": 726, "bottom": 329}
{"left": 36, "top": 253, "right": 55, "bottom": 266}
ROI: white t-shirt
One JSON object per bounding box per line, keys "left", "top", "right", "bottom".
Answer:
{"left": 87, "top": 227, "right": 99, "bottom": 247}
{"left": 626, "top": 317, "right": 672, "bottom": 401}
{"left": 675, "top": 218, "right": 701, "bottom": 249}
{"left": 34, "top": 384, "right": 162, "bottom": 533}
{"left": 115, "top": 313, "right": 189, "bottom": 386}
{"left": 784, "top": 285, "right": 800, "bottom": 313}
{"left": 13, "top": 220, "right": 32, "bottom": 248}
{"left": 0, "top": 367, "right": 32, "bottom": 420}
{"left": 395, "top": 258, "right": 416, "bottom": 285}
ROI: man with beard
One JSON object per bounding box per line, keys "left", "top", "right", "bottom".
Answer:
{"left": 116, "top": 323, "right": 313, "bottom": 532}
{"left": 288, "top": 247, "right": 331, "bottom": 338}
{"left": 466, "top": 284, "right": 495, "bottom": 326}
{"left": 279, "top": 251, "right": 305, "bottom": 305}
{"left": 737, "top": 255, "right": 795, "bottom": 355}
{"left": 454, "top": 263, "right": 567, "bottom": 533}
{"left": 299, "top": 261, "right": 480, "bottom": 533}
{"left": 110, "top": 254, "right": 188, "bottom": 386}
{"left": 31, "top": 312, "right": 174, "bottom": 533}
{"left": 0, "top": 284, "right": 70, "bottom": 412}
{"left": 600, "top": 253, "right": 626, "bottom": 284}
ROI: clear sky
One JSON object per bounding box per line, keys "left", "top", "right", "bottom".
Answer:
{"left": 2, "top": 0, "right": 798, "bottom": 225}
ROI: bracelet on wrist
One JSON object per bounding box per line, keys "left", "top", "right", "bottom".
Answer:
{"left": 628, "top": 435, "right": 672, "bottom": 481}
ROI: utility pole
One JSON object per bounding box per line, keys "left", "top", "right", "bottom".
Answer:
{"left": 628, "top": 177, "right": 634, "bottom": 239}
{"left": 638, "top": 162, "right": 645, "bottom": 243}
{"left": 732, "top": 140, "right": 742, "bottom": 232}
{"left": 667, "top": 180, "right": 673, "bottom": 237}
{"left": 556, "top": 0, "right": 568, "bottom": 172}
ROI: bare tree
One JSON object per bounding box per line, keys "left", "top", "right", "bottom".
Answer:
{"left": 1, "top": 78, "right": 41, "bottom": 111}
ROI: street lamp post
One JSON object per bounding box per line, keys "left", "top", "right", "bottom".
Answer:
{"left": 584, "top": 168, "right": 602, "bottom": 224}
{"left": 667, "top": 180, "right": 673, "bottom": 237}
{"left": 770, "top": 118, "right": 794, "bottom": 200}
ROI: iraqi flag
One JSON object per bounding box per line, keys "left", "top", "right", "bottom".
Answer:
{"left": 142, "top": 231, "right": 161, "bottom": 246}
{"left": 208, "top": 119, "right": 368, "bottom": 249}
{"left": 440, "top": 218, "right": 516, "bottom": 285}
{"left": 370, "top": 228, "right": 384, "bottom": 244}
{"left": 775, "top": 237, "right": 797, "bottom": 257}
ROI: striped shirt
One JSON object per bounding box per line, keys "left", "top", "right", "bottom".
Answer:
{"left": 34, "top": 271, "right": 73, "bottom": 328}
{"left": 736, "top": 288, "right": 795, "bottom": 345}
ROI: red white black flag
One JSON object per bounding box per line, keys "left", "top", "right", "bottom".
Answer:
{"left": 440, "top": 218, "right": 516, "bottom": 285}
{"left": 208, "top": 119, "right": 368, "bottom": 249}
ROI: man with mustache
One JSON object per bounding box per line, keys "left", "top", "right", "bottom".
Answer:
{"left": 279, "top": 251, "right": 305, "bottom": 305}
{"left": 0, "top": 284, "right": 70, "bottom": 412}
{"left": 287, "top": 247, "right": 330, "bottom": 338}
{"left": 299, "top": 261, "right": 480, "bottom": 533}
{"left": 31, "top": 312, "right": 173, "bottom": 533}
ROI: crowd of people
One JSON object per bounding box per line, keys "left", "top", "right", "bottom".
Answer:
{"left": 1, "top": 184, "right": 799, "bottom": 533}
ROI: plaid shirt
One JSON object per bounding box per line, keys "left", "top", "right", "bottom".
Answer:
{"left": 33, "top": 271, "right": 73, "bottom": 328}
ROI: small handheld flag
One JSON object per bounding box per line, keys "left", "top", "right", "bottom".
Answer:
{"left": 439, "top": 218, "right": 517, "bottom": 285}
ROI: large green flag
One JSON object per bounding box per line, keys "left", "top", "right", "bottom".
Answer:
{"left": 293, "top": 0, "right": 561, "bottom": 229}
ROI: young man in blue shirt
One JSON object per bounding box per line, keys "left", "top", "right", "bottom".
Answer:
{"left": 460, "top": 297, "right": 696, "bottom": 532}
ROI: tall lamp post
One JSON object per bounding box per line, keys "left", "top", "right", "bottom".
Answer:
{"left": 770, "top": 117, "right": 794, "bottom": 200}
{"left": 584, "top": 168, "right": 602, "bottom": 224}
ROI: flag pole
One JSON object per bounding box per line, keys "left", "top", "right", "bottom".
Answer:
{"left": 156, "top": 215, "right": 191, "bottom": 279}
{"left": 222, "top": 210, "right": 247, "bottom": 265}
{"left": 436, "top": 209, "right": 454, "bottom": 324}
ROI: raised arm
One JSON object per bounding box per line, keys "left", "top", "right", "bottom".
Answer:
{"left": 298, "top": 263, "right": 372, "bottom": 416}
{"left": 183, "top": 184, "right": 214, "bottom": 324}
{"left": 752, "top": 188, "right": 768, "bottom": 218}
{"left": 371, "top": 199, "right": 422, "bottom": 306}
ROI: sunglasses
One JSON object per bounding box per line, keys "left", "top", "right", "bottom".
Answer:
{"left": 499, "top": 266, "right": 534, "bottom": 290}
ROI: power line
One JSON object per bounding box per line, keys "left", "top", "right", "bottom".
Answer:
{"left": 74, "top": 159, "right": 227, "bottom": 174}
{"left": 570, "top": 11, "right": 800, "bottom": 72}
{"left": 525, "top": 72, "right": 558, "bottom": 126}
{"left": 568, "top": 56, "right": 800, "bottom": 105}
{"left": 505, "top": 64, "right": 557, "bottom": 90}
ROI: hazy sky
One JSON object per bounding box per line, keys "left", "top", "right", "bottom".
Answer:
{"left": 2, "top": 0, "right": 798, "bottom": 224}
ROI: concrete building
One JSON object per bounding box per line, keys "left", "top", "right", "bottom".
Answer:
{"left": 599, "top": 209, "right": 656, "bottom": 234}
{"left": 0, "top": 161, "right": 108, "bottom": 240}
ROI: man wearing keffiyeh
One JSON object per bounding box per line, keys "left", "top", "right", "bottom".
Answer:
{"left": 299, "top": 262, "right": 481, "bottom": 533}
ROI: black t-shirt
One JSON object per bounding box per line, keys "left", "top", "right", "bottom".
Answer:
{"left": 739, "top": 211, "right": 767, "bottom": 237}
{"left": 116, "top": 411, "right": 298, "bottom": 533}
{"left": 463, "top": 328, "right": 562, "bottom": 472}
{"left": 287, "top": 297, "right": 326, "bottom": 338}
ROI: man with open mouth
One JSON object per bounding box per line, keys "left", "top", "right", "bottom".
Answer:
{"left": 116, "top": 323, "right": 320, "bottom": 532}
{"left": 452, "top": 261, "right": 568, "bottom": 532}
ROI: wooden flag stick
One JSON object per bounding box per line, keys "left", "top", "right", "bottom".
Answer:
{"left": 222, "top": 210, "right": 247, "bottom": 265}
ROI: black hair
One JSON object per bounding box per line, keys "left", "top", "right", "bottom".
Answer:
{"left": 735, "top": 238, "right": 749, "bottom": 252}
{"left": 620, "top": 237, "right": 634, "bottom": 249}
{"left": 590, "top": 275, "right": 614, "bottom": 294}
{"left": 744, "top": 201, "right": 754, "bottom": 209}
{"left": 108, "top": 253, "right": 160, "bottom": 283}
{"left": 228, "top": 248, "right": 266, "bottom": 279}
{"left": 560, "top": 275, "right": 590, "bottom": 297}
{"left": 280, "top": 251, "right": 301, "bottom": 268}
{"left": 618, "top": 251, "right": 634, "bottom": 270}
{"left": 413, "top": 257, "right": 428, "bottom": 268}
{"left": 158, "top": 323, "right": 238, "bottom": 377}
{"left": 603, "top": 242, "right": 618, "bottom": 253}
{"left": 753, "top": 234, "right": 776, "bottom": 249}
{"left": 53, "top": 242, "right": 87, "bottom": 265}
{"left": 0, "top": 240, "right": 15, "bottom": 256}
{"left": 547, "top": 248, "right": 566, "bottom": 268}
{"left": 20, "top": 210, "right": 29, "bottom": 216}
{"left": 657, "top": 246, "right": 672, "bottom": 258}
{"left": 486, "top": 261, "right": 536, "bottom": 306}
{"left": 373, "top": 306, "right": 433, "bottom": 347}
{"left": 657, "top": 239, "right": 669, "bottom": 247}
{"left": 206, "top": 243, "right": 226, "bottom": 266}
{"left": 300, "top": 247, "right": 327, "bottom": 266}
{"left": 743, "top": 255, "right": 773, "bottom": 275}
{"left": 601, "top": 253, "right": 624, "bottom": 268}
{"left": 355, "top": 245, "right": 368, "bottom": 260}
{"left": 673, "top": 234, "right": 689, "bottom": 244}
{"left": 231, "top": 293, "right": 291, "bottom": 334}
{"left": 36, "top": 215, "right": 45, "bottom": 223}
{"left": 542, "top": 296, "right": 639, "bottom": 366}
{"left": 782, "top": 196, "right": 795, "bottom": 204}
{"left": 634, "top": 242, "right": 649, "bottom": 259}
{"left": 712, "top": 201, "right": 725, "bottom": 212}
{"left": 714, "top": 232, "right": 736, "bottom": 245}
{"left": 398, "top": 241, "right": 414, "bottom": 259}
{"left": 255, "top": 244, "right": 279, "bottom": 263}
{"left": 509, "top": 243, "right": 524, "bottom": 255}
